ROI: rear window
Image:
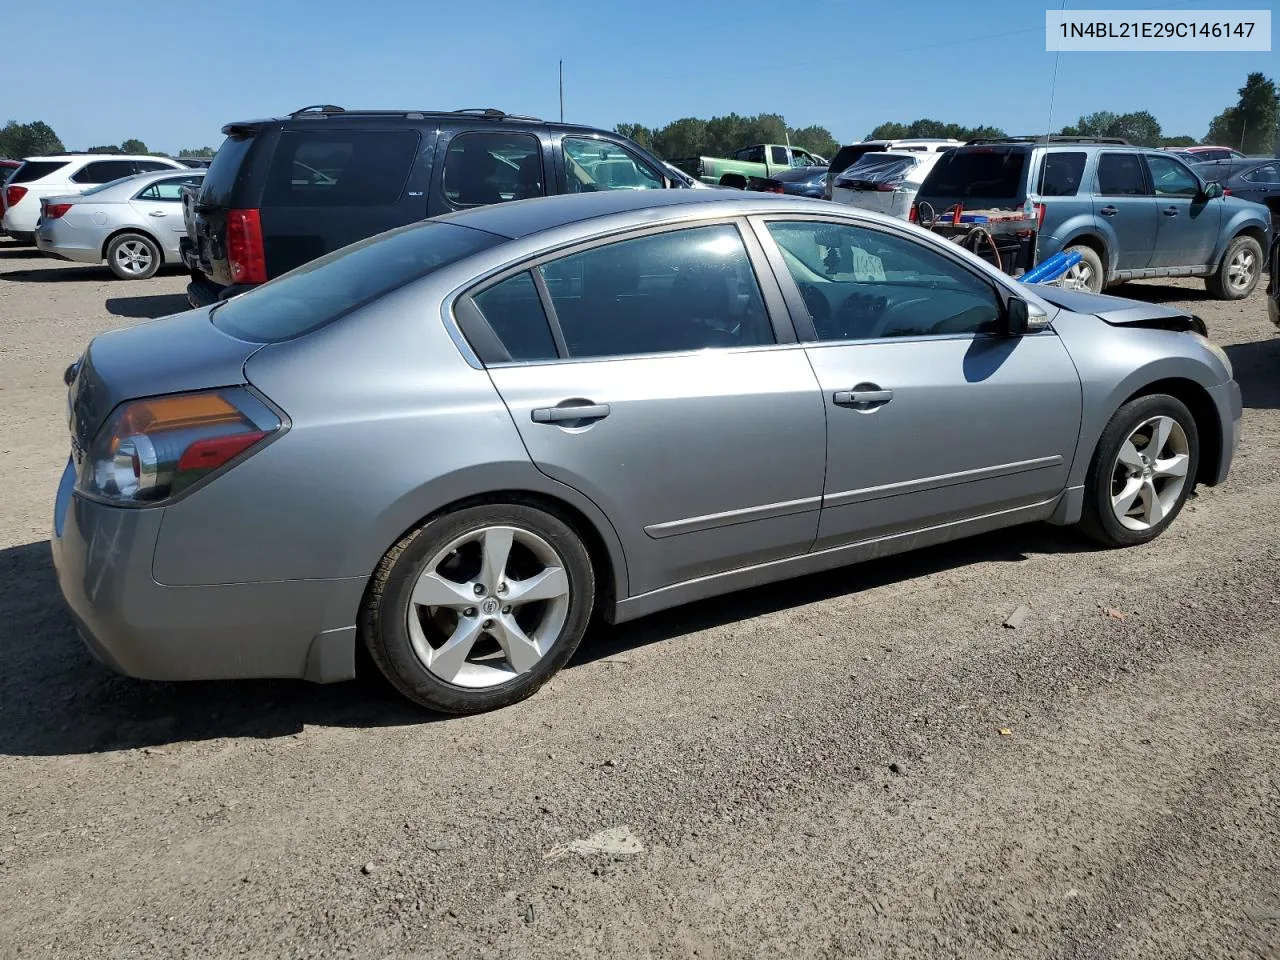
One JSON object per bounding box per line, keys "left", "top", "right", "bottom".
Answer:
{"left": 828, "top": 144, "right": 884, "bottom": 177}
{"left": 200, "top": 135, "right": 255, "bottom": 208}
{"left": 1037, "top": 151, "right": 1087, "bottom": 197}
{"left": 837, "top": 155, "right": 914, "bottom": 184}
{"left": 920, "top": 148, "right": 1028, "bottom": 200}
{"left": 11, "top": 160, "right": 70, "bottom": 184}
{"left": 210, "top": 221, "right": 501, "bottom": 343}
{"left": 262, "top": 130, "right": 420, "bottom": 207}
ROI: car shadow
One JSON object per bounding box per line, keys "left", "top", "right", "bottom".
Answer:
{"left": 0, "top": 524, "right": 1092, "bottom": 757}
{"left": 105, "top": 294, "right": 192, "bottom": 320}
{"left": 0, "top": 248, "right": 36, "bottom": 259}
{"left": 1111, "top": 282, "right": 1216, "bottom": 304}
{"left": 0, "top": 265, "right": 106, "bottom": 283}
{"left": 1224, "top": 338, "right": 1280, "bottom": 410}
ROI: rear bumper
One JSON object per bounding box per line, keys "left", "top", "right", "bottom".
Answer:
{"left": 51, "top": 458, "right": 362, "bottom": 683}
{"left": 36, "top": 223, "right": 102, "bottom": 264}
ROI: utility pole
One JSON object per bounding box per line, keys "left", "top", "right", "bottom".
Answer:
{"left": 559, "top": 61, "right": 564, "bottom": 123}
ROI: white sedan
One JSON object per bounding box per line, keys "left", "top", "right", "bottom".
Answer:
{"left": 35, "top": 169, "right": 205, "bottom": 280}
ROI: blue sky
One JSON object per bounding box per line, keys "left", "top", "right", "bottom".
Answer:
{"left": 3, "top": 0, "right": 1273, "bottom": 153}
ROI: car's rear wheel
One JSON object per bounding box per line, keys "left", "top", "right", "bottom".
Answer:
{"left": 1061, "top": 245, "right": 1104, "bottom": 293}
{"left": 1079, "top": 394, "right": 1199, "bottom": 547}
{"left": 361, "top": 503, "right": 595, "bottom": 714}
{"left": 1206, "top": 235, "right": 1262, "bottom": 300}
{"left": 107, "top": 232, "right": 161, "bottom": 280}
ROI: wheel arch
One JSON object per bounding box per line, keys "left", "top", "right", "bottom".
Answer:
{"left": 101, "top": 225, "right": 165, "bottom": 263}
{"left": 1117, "top": 376, "right": 1223, "bottom": 486}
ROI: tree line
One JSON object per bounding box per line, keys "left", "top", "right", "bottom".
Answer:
{"left": 618, "top": 71, "right": 1276, "bottom": 160}
{"left": 4, "top": 73, "right": 1274, "bottom": 163}
{"left": 0, "top": 120, "right": 215, "bottom": 160}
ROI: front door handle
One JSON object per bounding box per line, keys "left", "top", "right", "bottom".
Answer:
{"left": 833, "top": 387, "right": 893, "bottom": 409}
{"left": 1162, "top": 206, "right": 1179, "bottom": 216}
{"left": 531, "top": 402, "right": 611, "bottom": 424}
{"left": 1099, "top": 205, "right": 1118, "bottom": 216}
{"left": 148, "top": 211, "right": 167, "bottom": 217}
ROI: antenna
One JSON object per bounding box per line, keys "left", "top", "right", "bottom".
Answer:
{"left": 559, "top": 60, "right": 564, "bottom": 123}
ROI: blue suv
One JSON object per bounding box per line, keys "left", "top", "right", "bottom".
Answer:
{"left": 914, "top": 136, "right": 1272, "bottom": 300}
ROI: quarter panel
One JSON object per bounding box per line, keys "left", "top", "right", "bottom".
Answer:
{"left": 150, "top": 281, "right": 629, "bottom": 608}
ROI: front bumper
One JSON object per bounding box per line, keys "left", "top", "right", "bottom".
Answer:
{"left": 51, "top": 459, "right": 363, "bottom": 683}
{"left": 1207, "top": 379, "right": 1242, "bottom": 486}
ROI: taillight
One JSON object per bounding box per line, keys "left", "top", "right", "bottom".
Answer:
{"left": 766, "top": 183, "right": 785, "bottom": 194}
{"left": 1222, "top": 188, "right": 1231, "bottom": 196}
{"left": 1036, "top": 202, "right": 1046, "bottom": 228}
{"left": 875, "top": 182, "right": 898, "bottom": 192}
{"left": 76, "top": 388, "right": 281, "bottom": 505}
{"left": 44, "top": 203, "right": 72, "bottom": 220}
{"left": 908, "top": 204, "right": 918, "bottom": 223}
{"left": 226, "top": 208, "right": 267, "bottom": 284}
{"left": 5, "top": 185, "right": 27, "bottom": 209}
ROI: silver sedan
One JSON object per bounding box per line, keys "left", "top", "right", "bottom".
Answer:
{"left": 36, "top": 169, "right": 205, "bottom": 280}
{"left": 52, "top": 190, "right": 1240, "bottom": 714}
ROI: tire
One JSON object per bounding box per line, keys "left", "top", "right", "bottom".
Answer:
{"left": 1205, "top": 234, "right": 1263, "bottom": 300}
{"left": 1078, "top": 394, "right": 1199, "bottom": 548}
{"left": 361, "top": 503, "right": 596, "bottom": 714}
{"left": 106, "top": 232, "right": 162, "bottom": 280}
{"left": 1061, "top": 244, "right": 1105, "bottom": 294}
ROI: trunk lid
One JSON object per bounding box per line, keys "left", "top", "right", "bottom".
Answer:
{"left": 67, "top": 308, "right": 265, "bottom": 454}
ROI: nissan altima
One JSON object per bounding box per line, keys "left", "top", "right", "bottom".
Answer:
{"left": 52, "top": 190, "right": 1241, "bottom": 713}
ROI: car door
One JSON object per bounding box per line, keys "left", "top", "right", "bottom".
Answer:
{"left": 1234, "top": 162, "right": 1280, "bottom": 207}
{"left": 129, "top": 176, "right": 203, "bottom": 256}
{"left": 1144, "top": 153, "right": 1220, "bottom": 269}
{"left": 471, "top": 220, "right": 827, "bottom": 597}
{"left": 1092, "top": 152, "right": 1158, "bottom": 272}
{"left": 752, "top": 216, "right": 1082, "bottom": 549}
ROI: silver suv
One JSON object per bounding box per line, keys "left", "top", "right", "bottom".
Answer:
{"left": 914, "top": 136, "right": 1272, "bottom": 299}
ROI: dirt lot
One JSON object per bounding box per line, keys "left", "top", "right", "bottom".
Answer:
{"left": 0, "top": 242, "right": 1277, "bottom": 960}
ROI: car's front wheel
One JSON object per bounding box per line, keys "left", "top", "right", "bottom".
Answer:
{"left": 1206, "top": 234, "right": 1263, "bottom": 300}
{"left": 1079, "top": 394, "right": 1200, "bottom": 547}
{"left": 361, "top": 503, "right": 596, "bottom": 714}
{"left": 107, "top": 232, "right": 162, "bottom": 280}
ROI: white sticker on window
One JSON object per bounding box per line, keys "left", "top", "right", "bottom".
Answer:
{"left": 852, "top": 248, "right": 886, "bottom": 282}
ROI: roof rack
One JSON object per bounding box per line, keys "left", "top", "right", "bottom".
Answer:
{"left": 964, "top": 135, "right": 1132, "bottom": 146}
{"left": 450, "top": 107, "right": 544, "bottom": 122}
{"left": 290, "top": 104, "right": 346, "bottom": 117}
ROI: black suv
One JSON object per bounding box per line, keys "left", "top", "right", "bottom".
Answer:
{"left": 181, "top": 106, "right": 686, "bottom": 307}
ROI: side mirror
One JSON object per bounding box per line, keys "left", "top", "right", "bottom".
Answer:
{"left": 1199, "top": 181, "right": 1223, "bottom": 201}
{"left": 1001, "top": 297, "right": 1030, "bottom": 337}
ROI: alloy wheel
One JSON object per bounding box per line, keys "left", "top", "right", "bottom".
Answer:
{"left": 407, "top": 525, "right": 570, "bottom": 688}
{"left": 1109, "top": 415, "right": 1190, "bottom": 531}
{"left": 1227, "top": 247, "right": 1256, "bottom": 293}
{"left": 1061, "top": 261, "right": 1094, "bottom": 292}
{"left": 113, "top": 239, "right": 154, "bottom": 277}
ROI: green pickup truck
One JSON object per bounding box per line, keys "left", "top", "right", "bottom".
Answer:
{"left": 673, "top": 143, "right": 826, "bottom": 188}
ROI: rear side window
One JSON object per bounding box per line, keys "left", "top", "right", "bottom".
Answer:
{"left": 472, "top": 272, "right": 557, "bottom": 361}
{"left": 262, "top": 130, "right": 420, "bottom": 207}
{"left": 538, "top": 224, "right": 773, "bottom": 360}
{"left": 71, "top": 160, "right": 137, "bottom": 184}
{"left": 200, "top": 135, "right": 255, "bottom": 207}
{"left": 1037, "top": 152, "right": 1086, "bottom": 196}
{"left": 443, "top": 132, "right": 544, "bottom": 207}
{"left": 210, "top": 221, "right": 501, "bottom": 343}
{"left": 1096, "top": 153, "right": 1148, "bottom": 195}
{"left": 770, "top": 146, "right": 788, "bottom": 164}
{"left": 10, "top": 160, "right": 69, "bottom": 184}
{"left": 921, "top": 148, "right": 1027, "bottom": 200}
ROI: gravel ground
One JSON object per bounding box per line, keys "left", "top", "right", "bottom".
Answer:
{"left": 1, "top": 242, "right": 1278, "bottom": 960}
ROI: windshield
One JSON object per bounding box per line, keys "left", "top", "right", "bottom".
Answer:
{"left": 211, "top": 221, "right": 502, "bottom": 343}
{"left": 919, "top": 147, "right": 1028, "bottom": 200}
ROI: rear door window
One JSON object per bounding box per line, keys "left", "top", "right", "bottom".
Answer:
{"left": 262, "top": 130, "right": 420, "bottom": 207}
{"left": 1036, "top": 152, "right": 1086, "bottom": 196}
{"left": 71, "top": 160, "right": 137, "bottom": 184}
{"left": 9, "top": 160, "right": 69, "bottom": 184}
{"left": 1243, "top": 163, "right": 1280, "bottom": 184}
{"left": 135, "top": 176, "right": 203, "bottom": 201}
{"left": 442, "top": 132, "right": 544, "bottom": 207}
{"left": 133, "top": 159, "right": 176, "bottom": 174}
{"left": 770, "top": 146, "right": 789, "bottom": 165}
{"left": 1096, "top": 153, "right": 1150, "bottom": 195}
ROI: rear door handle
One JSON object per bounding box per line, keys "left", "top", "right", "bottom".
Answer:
{"left": 833, "top": 388, "right": 893, "bottom": 408}
{"left": 1100, "top": 205, "right": 1118, "bottom": 216}
{"left": 531, "top": 403, "right": 611, "bottom": 424}
{"left": 148, "top": 211, "right": 167, "bottom": 217}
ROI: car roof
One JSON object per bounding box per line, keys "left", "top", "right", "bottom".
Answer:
{"left": 22, "top": 154, "right": 181, "bottom": 163}
{"left": 431, "top": 190, "right": 823, "bottom": 240}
